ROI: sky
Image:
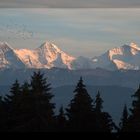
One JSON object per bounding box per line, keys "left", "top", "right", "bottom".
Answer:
{"left": 0, "top": 8, "right": 140, "bottom": 57}
{"left": 1, "top": 0, "right": 140, "bottom": 8}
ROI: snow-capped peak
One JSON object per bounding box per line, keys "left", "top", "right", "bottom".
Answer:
{"left": 15, "top": 41, "right": 75, "bottom": 69}
{"left": 0, "top": 42, "right": 13, "bottom": 52}
{"left": 0, "top": 41, "right": 26, "bottom": 69}
{"left": 92, "top": 42, "right": 140, "bottom": 70}
{"left": 107, "top": 42, "right": 140, "bottom": 61}
{"left": 1, "top": 41, "right": 140, "bottom": 71}
{"left": 129, "top": 42, "right": 140, "bottom": 50}
{"left": 39, "top": 41, "right": 61, "bottom": 53}
{"left": 121, "top": 42, "right": 140, "bottom": 51}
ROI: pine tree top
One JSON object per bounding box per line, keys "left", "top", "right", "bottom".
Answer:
{"left": 95, "top": 91, "right": 103, "bottom": 113}
{"left": 74, "top": 77, "right": 88, "bottom": 94}
{"left": 59, "top": 106, "right": 65, "bottom": 116}
{"left": 121, "top": 104, "right": 128, "bottom": 122}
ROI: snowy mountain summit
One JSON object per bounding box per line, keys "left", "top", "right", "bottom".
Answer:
{"left": 0, "top": 41, "right": 140, "bottom": 70}
{"left": 92, "top": 42, "right": 140, "bottom": 70}
{"left": 15, "top": 41, "right": 75, "bottom": 69}
{"left": 0, "top": 42, "right": 26, "bottom": 69}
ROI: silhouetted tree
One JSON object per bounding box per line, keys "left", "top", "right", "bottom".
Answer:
{"left": 19, "top": 82, "right": 31, "bottom": 111}
{"left": 27, "top": 71, "right": 55, "bottom": 131}
{"left": 94, "top": 91, "right": 114, "bottom": 132}
{"left": 56, "top": 106, "right": 67, "bottom": 131}
{"left": 66, "top": 77, "right": 95, "bottom": 131}
{"left": 3, "top": 72, "right": 56, "bottom": 132}
{"left": 94, "top": 91, "right": 103, "bottom": 131}
{"left": 4, "top": 80, "right": 22, "bottom": 131}
{"left": 0, "top": 96, "right": 7, "bottom": 131}
{"left": 95, "top": 91, "right": 103, "bottom": 113}
{"left": 119, "top": 104, "right": 129, "bottom": 132}
{"left": 5, "top": 80, "right": 21, "bottom": 105}
{"left": 100, "top": 112, "right": 115, "bottom": 132}
{"left": 10, "top": 81, "right": 32, "bottom": 131}
{"left": 0, "top": 72, "right": 121, "bottom": 132}
{"left": 21, "top": 82, "right": 30, "bottom": 96}
{"left": 126, "top": 85, "right": 140, "bottom": 131}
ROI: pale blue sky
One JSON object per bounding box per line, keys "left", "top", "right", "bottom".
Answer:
{"left": 0, "top": 8, "right": 140, "bottom": 57}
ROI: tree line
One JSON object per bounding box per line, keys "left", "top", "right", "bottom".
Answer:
{"left": 0, "top": 71, "right": 139, "bottom": 132}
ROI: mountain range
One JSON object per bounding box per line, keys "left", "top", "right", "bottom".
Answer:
{"left": 1, "top": 41, "right": 140, "bottom": 70}
{"left": 1, "top": 40, "right": 140, "bottom": 124}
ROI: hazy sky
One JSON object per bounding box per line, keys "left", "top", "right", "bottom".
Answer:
{"left": 1, "top": 0, "right": 140, "bottom": 8}
{"left": 0, "top": 8, "right": 140, "bottom": 57}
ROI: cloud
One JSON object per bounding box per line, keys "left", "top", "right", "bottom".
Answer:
{"left": 1, "top": 0, "right": 140, "bottom": 8}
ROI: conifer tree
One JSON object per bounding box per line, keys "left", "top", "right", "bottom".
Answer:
{"left": 4, "top": 80, "right": 22, "bottom": 131}
{"left": 56, "top": 106, "right": 67, "bottom": 131}
{"left": 66, "top": 77, "right": 95, "bottom": 131}
{"left": 127, "top": 85, "right": 140, "bottom": 131}
{"left": 0, "top": 96, "right": 7, "bottom": 131}
{"left": 21, "top": 82, "right": 30, "bottom": 96}
{"left": 5, "top": 80, "right": 21, "bottom": 105}
{"left": 119, "top": 104, "right": 129, "bottom": 132}
{"left": 94, "top": 91, "right": 114, "bottom": 132}
{"left": 95, "top": 91, "right": 103, "bottom": 113}
{"left": 19, "top": 82, "right": 31, "bottom": 113}
{"left": 12, "top": 81, "right": 32, "bottom": 131}
{"left": 101, "top": 112, "right": 115, "bottom": 132}
{"left": 94, "top": 91, "right": 103, "bottom": 131}
{"left": 28, "top": 71, "right": 55, "bottom": 131}
{"left": 3, "top": 72, "right": 55, "bottom": 132}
